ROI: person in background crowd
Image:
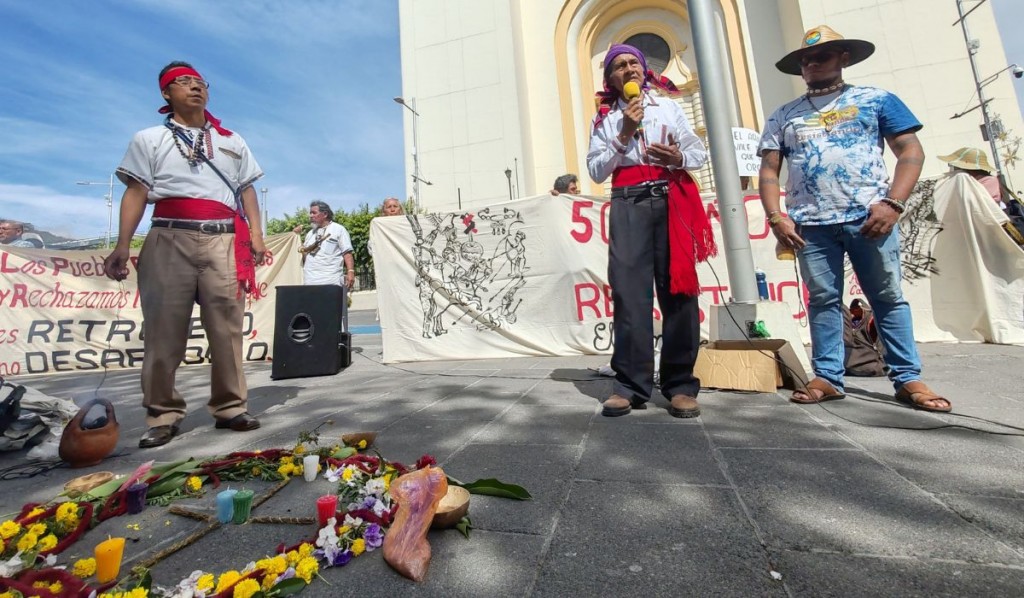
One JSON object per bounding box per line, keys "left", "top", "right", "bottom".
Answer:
{"left": 103, "top": 60, "right": 266, "bottom": 448}
{"left": 296, "top": 200, "right": 355, "bottom": 289}
{"left": 937, "top": 147, "right": 1003, "bottom": 207}
{"left": 758, "top": 25, "right": 950, "bottom": 413}
{"left": 550, "top": 173, "right": 580, "bottom": 196}
{"left": 587, "top": 43, "right": 715, "bottom": 419}
{"left": 382, "top": 196, "right": 405, "bottom": 216}
{"left": 0, "top": 220, "right": 35, "bottom": 248}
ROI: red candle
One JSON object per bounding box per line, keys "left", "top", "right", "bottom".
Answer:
{"left": 316, "top": 494, "right": 338, "bottom": 528}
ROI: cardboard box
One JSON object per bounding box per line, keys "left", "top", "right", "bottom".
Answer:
{"left": 694, "top": 339, "right": 809, "bottom": 393}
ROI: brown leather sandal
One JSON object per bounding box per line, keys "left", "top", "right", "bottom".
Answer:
{"left": 895, "top": 381, "right": 952, "bottom": 413}
{"left": 791, "top": 377, "right": 845, "bottom": 404}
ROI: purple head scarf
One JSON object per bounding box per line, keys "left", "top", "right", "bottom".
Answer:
{"left": 603, "top": 44, "right": 649, "bottom": 88}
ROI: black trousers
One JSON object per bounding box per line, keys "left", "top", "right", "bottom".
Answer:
{"left": 608, "top": 185, "right": 701, "bottom": 402}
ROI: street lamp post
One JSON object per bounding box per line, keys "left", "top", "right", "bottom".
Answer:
{"left": 394, "top": 96, "right": 430, "bottom": 212}
{"left": 76, "top": 173, "right": 117, "bottom": 248}
{"left": 504, "top": 168, "right": 513, "bottom": 201}
{"left": 955, "top": 0, "right": 1005, "bottom": 178}
{"left": 259, "top": 187, "right": 268, "bottom": 236}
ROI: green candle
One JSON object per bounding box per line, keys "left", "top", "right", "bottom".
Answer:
{"left": 232, "top": 489, "right": 255, "bottom": 524}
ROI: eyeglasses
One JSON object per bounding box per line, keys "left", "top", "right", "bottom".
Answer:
{"left": 170, "top": 76, "right": 210, "bottom": 89}
{"left": 800, "top": 50, "right": 839, "bottom": 67}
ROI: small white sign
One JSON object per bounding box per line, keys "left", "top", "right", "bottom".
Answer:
{"left": 732, "top": 127, "right": 762, "bottom": 177}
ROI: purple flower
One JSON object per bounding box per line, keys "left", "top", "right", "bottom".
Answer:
{"left": 361, "top": 496, "right": 377, "bottom": 510}
{"left": 332, "top": 549, "right": 353, "bottom": 567}
{"left": 364, "top": 523, "right": 384, "bottom": 550}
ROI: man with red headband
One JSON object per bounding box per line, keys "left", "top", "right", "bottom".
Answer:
{"left": 587, "top": 44, "right": 716, "bottom": 418}
{"left": 104, "top": 61, "right": 267, "bottom": 448}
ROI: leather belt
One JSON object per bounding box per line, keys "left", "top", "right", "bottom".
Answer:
{"left": 151, "top": 220, "right": 235, "bottom": 234}
{"left": 611, "top": 180, "right": 669, "bottom": 201}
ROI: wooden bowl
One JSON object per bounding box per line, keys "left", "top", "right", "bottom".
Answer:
{"left": 341, "top": 432, "right": 377, "bottom": 449}
{"left": 64, "top": 471, "right": 115, "bottom": 497}
{"left": 431, "top": 485, "right": 470, "bottom": 529}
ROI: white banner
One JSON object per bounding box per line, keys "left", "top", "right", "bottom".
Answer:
{"left": 732, "top": 127, "right": 762, "bottom": 177}
{"left": 372, "top": 182, "right": 1024, "bottom": 363}
{"left": 0, "top": 233, "right": 303, "bottom": 377}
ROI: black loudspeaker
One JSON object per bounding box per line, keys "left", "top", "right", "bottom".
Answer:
{"left": 272, "top": 285, "right": 351, "bottom": 379}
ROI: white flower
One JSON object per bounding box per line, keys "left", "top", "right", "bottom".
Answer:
{"left": 371, "top": 498, "right": 388, "bottom": 517}
{"left": 365, "top": 478, "right": 386, "bottom": 496}
{"left": 316, "top": 518, "right": 339, "bottom": 548}
{"left": 0, "top": 552, "right": 28, "bottom": 577}
{"left": 343, "top": 513, "right": 364, "bottom": 528}
{"left": 324, "top": 467, "right": 342, "bottom": 483}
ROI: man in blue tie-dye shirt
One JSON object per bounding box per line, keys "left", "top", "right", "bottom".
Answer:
{"left": 757, "top": 25, "right": 951, "bottom": 413}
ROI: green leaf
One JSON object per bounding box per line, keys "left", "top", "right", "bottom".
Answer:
{"left": 270, "top": 577, "right": 308, "bottom": 596}
{"left": 453, "top": 478, "right": 532, "bottom": 500}
{"left": 455, "top": 516, "right": 473, "bottom": 539}
{"left": 331, "top": 446, "right": 356, "bottom": 459}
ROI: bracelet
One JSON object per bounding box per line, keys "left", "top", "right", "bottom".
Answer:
{"left": 880, "top": 198, "right": 906, "bottom": 213}
{"left": 767, "top": 212, "right": 788, "bottom": 226}
{"left": 347, "top": 269, "right": 355, "bottom": 273}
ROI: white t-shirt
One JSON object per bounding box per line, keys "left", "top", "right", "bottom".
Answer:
{"left": 116, "top": 120, "right": 263, "bottom": 212}
{"left": 302, "top": 221, "right": 353, "bottom": 286}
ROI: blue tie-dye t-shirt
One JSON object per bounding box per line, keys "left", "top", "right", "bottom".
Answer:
{"left": 757, "top": 86, "right": 922, "bottom": 225}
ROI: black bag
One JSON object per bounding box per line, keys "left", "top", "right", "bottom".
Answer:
{"left": 0, "top": 379, "right": 26, "bottom": 434}
{"left": 843, "top": 299, "right": 886, "bottom": 377}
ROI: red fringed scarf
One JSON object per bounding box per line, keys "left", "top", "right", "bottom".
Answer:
{"left": 612, "top": 165, "right": 717, "bottom": 296}
{"left": 153, "top": 198, "right": 259, "bottom": 299}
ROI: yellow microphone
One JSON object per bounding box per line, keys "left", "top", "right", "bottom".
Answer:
{"left": 622, "top": 81, "right": 644, "bottom": 140}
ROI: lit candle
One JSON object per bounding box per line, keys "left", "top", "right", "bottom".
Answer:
{"left": 126, "top": 483, "right": 148, "bottom": 515}
{"left": 302, "top": 455, "right": 319, "bottom": 482}
{"left": 216, "top": 489, "right": 237, "bottom": 524}
{"left": 94, "top": 537, "right": 125, "bottom": 583}
{"left": 232, "top": 489, "right": 255, "bottom": 524}
{"left": 316, "top": 494, "right": 338, "bottom": 528}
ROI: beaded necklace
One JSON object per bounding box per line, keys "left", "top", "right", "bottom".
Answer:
{"left": 806, "top": 80, "right": 846, "bottom": 96}
{"left": 165, "top": 117, "right": 215, "bottom": 166}
{"left": 805, "top": 84, "right": 849, "bottom": 133}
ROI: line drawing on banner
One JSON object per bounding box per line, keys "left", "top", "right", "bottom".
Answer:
{"left": 407, "top": 208, "right": 528, "bottom": 338}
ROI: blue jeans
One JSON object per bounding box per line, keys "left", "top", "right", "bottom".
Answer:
{"left": 796, "top": 218, "right": 921, "bottom": 392}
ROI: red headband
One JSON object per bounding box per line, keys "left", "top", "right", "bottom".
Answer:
{"left": 157, "top": 66, "right": 233, "bottom": 136}
{"left": 159, "top": 66, "right": 203, "bottom": 90}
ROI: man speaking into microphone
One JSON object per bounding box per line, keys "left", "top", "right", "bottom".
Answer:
{"left": 587, "top": 43, "right": 716, "bottom": 418}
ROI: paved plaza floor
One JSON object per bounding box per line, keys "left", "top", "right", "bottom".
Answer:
{"left": 1, "top": 309, "right": 1022, "bottom": 596}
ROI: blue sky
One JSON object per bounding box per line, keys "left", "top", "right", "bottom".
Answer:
{"left": 0, "top": 0, "right": 404, "bottom": 239}
{"left": 1, "top": 0, "right": 1022, "bottom": 240}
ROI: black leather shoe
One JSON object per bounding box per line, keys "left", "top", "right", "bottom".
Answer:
{"left": 215, "top": 412, "right": 261, "bottom": 431}
{"left": 138, "top": 425, "right": 179, "bottom": 448}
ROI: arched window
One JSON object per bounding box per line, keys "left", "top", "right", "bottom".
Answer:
{"left": 623, "top": 33, "right": 671, "bottom": 75}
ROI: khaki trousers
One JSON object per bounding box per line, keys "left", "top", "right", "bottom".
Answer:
{"left": 138, "top": 227, "right": 248, "bottom": 427}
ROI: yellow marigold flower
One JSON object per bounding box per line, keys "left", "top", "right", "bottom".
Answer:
{"left": 295, "top": 556, "right": 318, "bottom": 584}
{"left": 33, "top": 581, "right": 49, "bottom": 588}
{"left": 186, "top": 476, "right": 202, "bottom": 492}
{"left": 251, "top": 467, "right": 262, "bottom": 476}
{"left": 294, "top": 465, "right": 304, "bottom": 476}
{"left": 280, "top": 456, "right": 294, "bottom": 465}
{"left": 339, "top": 524, "right": 351, "bottom": 534}
{"left": 298, "top": 542, "right": 314, "bottom": 558}
{"left": 17, "top": 533, "right": 38, "bottom": 552}
{"left": 383, "top": 476, "right": 391, "bottom": 491}
{"left": 196, "top": 573, "right": 215, "bottom": 592}
{"left": 261, "top": 573, "right": 277, "bottom": 591}
{"left": 127, "top": 588, "right": 148, "bottom": 598}
{"left": 285, "top": 550, "right": 300, "bottom": 566}
{"left": 351, "top": 538, "right": 366, "bottom": 556}
{"left": 232, "top": 578, "right": 260, "bottom": 598}
{"left": 293, "top": 444, "right": 306, "bottom": 455}
{"left": 56, "top": 502, "right": 78, "bottom": 520}
{"left": 0, "top": 521, "right": 21, "bottom": 540}
{"left": 37, "top": 534, "right": 58, "bottom": 552}
{"left": 72, "top": 557, "right": 97, "bottom": 578}
{"left": 28, "top": 523, "right": 47, "bottom": 537}
{"left": 358, "top": 439, "right": 367, "bottom": 449}
{"left": 27, "top": 507, "right": 46, "bottom": 519}
{"left": 0, "top": 591, "right": 15, "bottom": 598}
{"left": 49, "top": 582, "right": 63, "bottom": 595}
{"left": 277, "top": 463, "right": 294, "bottom": 478}
{"left": 342, "top": 468, "right": 355, "bottom": 482}
{"left": 215, "top": 571, "right": 242, "bottom": 594}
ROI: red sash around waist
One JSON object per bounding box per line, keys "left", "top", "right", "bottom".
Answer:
{"left": 153, "top": 198, "right": 259, "bottom": 299}
{"left": 612, "top": 165, "right": 717, "bottom": 296}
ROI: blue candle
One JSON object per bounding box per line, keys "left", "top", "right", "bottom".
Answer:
{"left": 126, "top": 483, "right": 148, "bottom": 515}
{"left": 216, "top": 489, "right": 237, "bottom": 524}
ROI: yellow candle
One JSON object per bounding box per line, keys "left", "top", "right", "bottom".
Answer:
{"left": 95, "top": 537, "right": 125, "bottom": 583}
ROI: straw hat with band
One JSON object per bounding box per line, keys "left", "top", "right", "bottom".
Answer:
{"left": 937, "top": 147, "right": 996, "bottom": 174}
{"left": 776, "top": 25, "right": 876, "bottom": 76}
